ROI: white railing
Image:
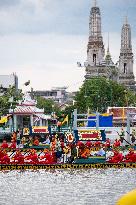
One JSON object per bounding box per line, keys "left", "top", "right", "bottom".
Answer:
{"left": 0, "top": 127, "right": 11, "bottom": 134}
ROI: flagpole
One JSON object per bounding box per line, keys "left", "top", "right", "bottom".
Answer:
{"left": 122, "top": 107, "right": 125, "bottom": 125}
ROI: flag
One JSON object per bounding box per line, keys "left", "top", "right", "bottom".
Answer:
{"left": 0, "top": 116, "right": 8, "bottom": 124}
{"left": 122, "top": 107, "right": 125, "bottom": 123}
{"left": 101, "top": 113, "right": 111, "bottom": 117}
{"left": 61, "top": 115, "right": 68, "bottom": 125}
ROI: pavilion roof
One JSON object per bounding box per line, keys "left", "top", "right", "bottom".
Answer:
{"left": 9, "top": 105, "right": 44, "bottom": 115}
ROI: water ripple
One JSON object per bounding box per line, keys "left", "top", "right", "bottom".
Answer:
{"left": 0, "top": 169, "right": 136, "bottom": 205}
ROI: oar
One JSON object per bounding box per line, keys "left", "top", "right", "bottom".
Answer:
{"left": 9, "top": 149, "right": 16, "bottom": 158}
{"left": 38, "top": 150, "right": 44, "bottom": 157}
{"left": 116, "top": 131, "right": 132, "bottom": 146}
{"left": 126, "top": 131, "right": 136, "bottom": 143}
{"left": 123, "top": 138, "right": 132, "bottom": 146}
{"left": 23, "top": 149, "right": 31, "bottom": 157}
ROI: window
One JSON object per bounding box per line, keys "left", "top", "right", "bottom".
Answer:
{"left": 124, "top": 63, "right": 127, "bottom": 73}
{"left": 93, "top": 54, "right": 96, "bottom": 65}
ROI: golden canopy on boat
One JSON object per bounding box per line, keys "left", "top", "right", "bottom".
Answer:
{"left": 117, "top": 189, "right": 136, "bottom": 205}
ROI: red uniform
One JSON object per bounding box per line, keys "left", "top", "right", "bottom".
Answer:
{"left": 85, "top": 141, "right": 92, "bottom": 148}
{"left": 108, "top": 151, "right": 123, "bottom": 163}
{"left": 33, "top": 139, "right": 39, "bottom": 146}
{"left": 25, "top": 151, "right": 39, "bottom": 164}
{"left": 124, "top": 151, "right": 136, "bottom": 163}
{"left": 13, "top": 152, "right": 24, "bottom": 164}
{"left": 52, "top": 151, "right": 57, "bottom": 163}
{"left": 0, "top": 150, "right": 5, "bottom": 160}
{"left": 105, "top": 139, "right": 111, "bottom": 148}
{"left": 113, "top": 139, "right": 121, "bottom": 147}
{"left": 76, "top": 141, "right": 84, "bottom": 148}
{"left": 40, "top": 152, "right": 53, "bottom": 164}
{"left": 0, "top": 154, "right": 10, "bottom": 164}
{"left": 1, "top": 141, "right": 9, "bottom": 149}
{"left": 94, "top": 141, "right": 101, "bottom": 147}
{"left": 10, "top": 142, "right": 16, "bottom": 149}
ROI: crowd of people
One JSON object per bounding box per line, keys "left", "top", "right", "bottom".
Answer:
{"left": 0, "top": 130, "right": 136, "bottom": 164}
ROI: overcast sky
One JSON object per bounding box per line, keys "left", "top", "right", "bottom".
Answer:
{"left": 0, "top": 0, "right": 136, "bottom": 91}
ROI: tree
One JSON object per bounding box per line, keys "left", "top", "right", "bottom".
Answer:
{"left": 0, "top": 86, "right": 23, "bottom": 116}
{"left": 36, "top": 96, "right": 61, "bottom": 115}
{"left": 74, "top": 77, "right": 136, "bottom": 113}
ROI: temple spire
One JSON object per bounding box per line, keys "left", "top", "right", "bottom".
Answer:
{"left": 118, "top": 17, "right": 135, "bottom": 90}
{"left": 105, "top": 33, "right": 113, "bottom": 65}
{"left": 93, "top": 0, "right": 97, "bottom": 7}
{"left": 86, "top": 0, "right": 105, "bottom": 77}
{"left": 121, "top": 17, "right": 132, "bottom": 50}
{"left": 125, "top": 16, "right": 128, "bottom": 24}
{"left": 107, "top": 33, "right": 109, "bottom": 53}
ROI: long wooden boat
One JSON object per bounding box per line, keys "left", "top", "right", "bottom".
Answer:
{"left": 0, "top": 163, "right": 136, "bottom": 171}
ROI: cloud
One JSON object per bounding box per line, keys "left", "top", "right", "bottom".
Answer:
{"left": 0, "top": 31, "right": 135, "bottom": 92}
{"left": 0, "top": 33, "right": 87, "bottom": 91}
{"left": 0, "top": 0, "right": 136, "bottom": 92}
{"left": 0, "top": 0, "right": 88, "bottom": 35}
{"left": 0, "top": 0, "right": 135, "bottom": 36}
{"left": 0, "top": 0, "right": 19, "bottom": 8}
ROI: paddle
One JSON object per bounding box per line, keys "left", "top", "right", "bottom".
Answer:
{"left": 126, "top": 131, "right": 136, "bottom": 144}
{"left": 116, "top": 131, "right": 132, "bottom": 146}
{"left": 38, "top": 150, "right": 44, "bottom": 157}
{"left": 9, "top": 149, "right": 16, "bottom": 158}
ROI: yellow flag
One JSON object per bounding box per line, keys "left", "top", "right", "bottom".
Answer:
{"left": 62, "top": 115, "right": 68, "bottom": 125}
{"left": 0, "top": 116, "right": 8, "bottom": 124}
{"left": 122, "top": 107, "right": 125, "bottom": 123}
{"left": 101, "top": 113, "right": 111, "bottom": 117}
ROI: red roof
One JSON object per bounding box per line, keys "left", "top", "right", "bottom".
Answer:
{"left": 9, "top": 106, "right": 44, "bottom": 114}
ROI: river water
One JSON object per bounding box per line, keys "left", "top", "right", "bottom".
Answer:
{"left": 0, "top": 169, "right": 136, "bottom": 205}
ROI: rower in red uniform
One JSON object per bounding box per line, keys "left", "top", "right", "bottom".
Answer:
{"left": 1, "top": 140, "right": 9, "bottom": 149}
{"left": 40, "top": 149, "right": 53, "bottom": 164}
{"left": 9, "top": 140, "right": 16, "bottom": 149}
{"left": 76, "top": 141, "right": 84, "bottom": 148}
{"left": 0, "top": 150, "right": 10, "bottom": 164}
{"left": 105, "top": 138, "right": 111, "bottom": 148}
{"left": 113, "top": 139, "right": 121, "bottom": 147}
{"left": 85, "top": 141, "right": 93, "bottom": 148}
{"left": 124, "top": 148, "right": 136, "bottom": 163}
{"left": 0, "top": 149, "right": 5, "bottom": 159}
{"left": 108, "top": 150, "right": 123, "bottom": 163}
{"left": 13, "top": 150, "right": 24, "bottom": 164}
{"left": 25, "top": 149, "right": 39, "bottom": 164}
{"left": 94, "top": 141, "right": 101, "bottom": 147}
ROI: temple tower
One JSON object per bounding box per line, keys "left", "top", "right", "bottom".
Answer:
{"left": 85, "top": 0, "right": 109, "bottom": 79}
{"left": 118, "top": 17, "right": 135, "bottom": 90}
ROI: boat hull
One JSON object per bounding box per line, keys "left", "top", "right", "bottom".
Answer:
{"left": 0, "top": 163, "right": 136, "bottom": 171}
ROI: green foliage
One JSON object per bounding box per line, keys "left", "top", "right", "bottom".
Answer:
{"left": 0, "top": 86, "right": 23, "bottom": 116}
{"left": 74, "top": 77, "right": 136, "bottom": 113}
{"left": 63, "top": 104, "right": 76, "bottom": 125}
{"left": 64, "top": 105, "right": 76, "bottom": 116}
{"left": 36, "top": 96, "right": 61, "bottom": 115}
